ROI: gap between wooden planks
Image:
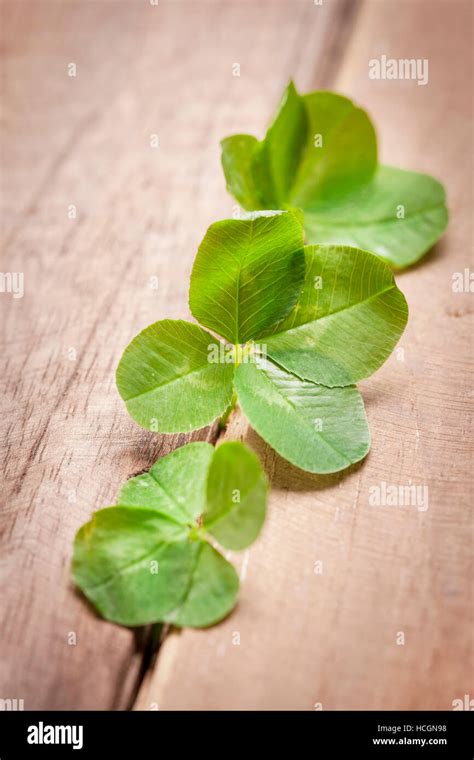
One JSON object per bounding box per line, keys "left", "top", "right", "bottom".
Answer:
{"left": 0, "top": 0, "right": 356, "bottom": 710}
{"left": 134, "top": 0, "right": 473, "bottom": 710}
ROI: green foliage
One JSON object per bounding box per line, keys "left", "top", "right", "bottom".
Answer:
{"left": 73, "top": 442, "right": 267, "bottom": 628}
{"left": 234, "top": 355, "right": 370, "bottom": 474}
{"left": 74, "top": 82, "right": 430, "bottom": 633}
{"left": 264, "top": 244, "right": 408, "bottom": 386}
{"left": 189, "top": 210, "right": 305, "bottom": 343}
{"left": 221, "top": 82, "right": 448, "bottom": 268}
{"left": 117, "top": 213, "right": 407, "bottom": 473}
{"left": 116, "top": 319, "right": 234, "bottom": 432}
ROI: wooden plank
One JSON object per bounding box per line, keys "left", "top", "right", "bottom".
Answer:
{"left": 135, "top": 0, "right": 473, "bottom": 710}
{"left": 0, "top": 0, "right": 347, "bottom": 709}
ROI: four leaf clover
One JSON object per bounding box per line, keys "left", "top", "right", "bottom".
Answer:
{"left": 116, "top": 211, "right": 408, "bottom": 474}
{"left": 221, "top": 82, "right": 448, "bottom": 268}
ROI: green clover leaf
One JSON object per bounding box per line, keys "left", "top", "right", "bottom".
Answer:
{"left": 221, "top": 82, "right": 448, "bottom": 268}
{"left": 264, "top": 244, "right": 408, "bottom": 387}
{"left": 189, "top": 210, "right": 305, "bottom": 343}
{"left": 117, "top": 212, "right": 407, "bottom": 473}
{"left": 72, "top": 442, "right": 267, "bottom": 628}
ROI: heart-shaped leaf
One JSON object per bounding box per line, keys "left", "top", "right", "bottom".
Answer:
{"left": 234, "top": 355, "right": 370, "bottom": 474}
{"left": 203, "top": 441, "right": 268, "bottom": 550}
{"left": 220, "top": 134, "right": 263, "bottom": 210}
{"left": 116, "top": 319, "right": 234, "bottom": 432}
{"left": 264, "top": 245, "right": 408, "bottom": 386}
{"left": 221, "top": 82, "right": 447, "bottom": 268}
{"left": 250, "top": 80, "right": 308, "bottom": 207}
{"left": 118, "top": 441, "right": 214, "bottom": 522}
{"left": 72, "top": 441, "right": 267, "bottom": 628}
{"left": 303, "top": 165, "right": 448, "bottom": 269}
{"left": 189, "top": 211, "right": 305, "bottom": 344}
{"left": 164, "top": 541, "right": 239, "bottom": 628}
{"left": 73, "top": 507, "right": 194, "bottom": 626}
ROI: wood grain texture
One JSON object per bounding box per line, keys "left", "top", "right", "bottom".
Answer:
{"left": 134, "top": 0, "right": 474, "bottom": 710}
{"left": 1, "top": 0, "right": 347, "bottom": 709}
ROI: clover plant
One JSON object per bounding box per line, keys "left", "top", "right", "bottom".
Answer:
{"left": 116, "top": 211, "right": 408, "bottom": 474}
{"left": 221, "top": 82, "right": 448, "bottom": 268}
{"left": 73, "top": 441, "right": 267, "bottom": 628}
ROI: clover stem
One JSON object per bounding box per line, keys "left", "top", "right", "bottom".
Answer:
{"left": 189, "top": 524, "right": 207, "bottom": 542}
{"left": 218, "top": 391, "right": 238, "bottom": 431}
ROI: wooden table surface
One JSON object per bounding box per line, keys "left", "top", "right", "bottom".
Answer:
{"left": 1, "top": 0, "right": 472, "bottom": 710}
